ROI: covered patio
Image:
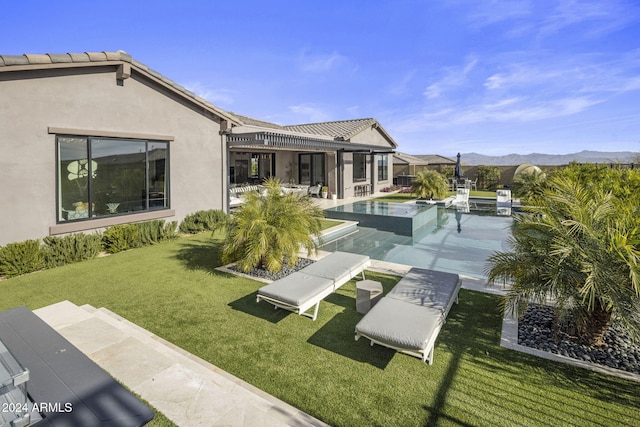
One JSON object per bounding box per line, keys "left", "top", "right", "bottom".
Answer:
{"left": 223, "top": 116, "right": 397, "bottom": 208}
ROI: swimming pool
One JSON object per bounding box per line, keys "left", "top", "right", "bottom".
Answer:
{"left": 321, "top": 201, "right": 513, "bottom": 279}
{"left": 324, "top": 201, "right": 437, "bottom": 236}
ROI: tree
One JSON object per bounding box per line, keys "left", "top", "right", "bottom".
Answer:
{"left": 510, "top": 169, "right": 548, "bottom": 205}
{"left": 476, "top": 165, "right": 501, "bottom": 190}
{"left": 217, "top": 178, "right": 325, "bottom": 273}
{"left": 486, "top": 174, "right": 640, "bottom": 346}
{"left": 411, "top": 169, "right": 449, "bottom": 200}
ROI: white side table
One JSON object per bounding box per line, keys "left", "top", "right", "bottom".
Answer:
{"left": 356, "top": 280, "right": 383, "bottom": 314}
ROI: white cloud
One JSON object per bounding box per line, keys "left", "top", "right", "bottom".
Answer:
{"left": 423, "top": 57, "right": 478, "bottom": 99}
{"left": 465, "top": 0, "right": 532, "bottom": 28}
{"left": 288, "top": 103, "right": 331, "bottom": 122}
{"left": 299, "top": 50, "right": 347, "bottom": 72}
{"left": 183, "top": 81, "right": 235, "bottom": 107}
{"left": 538, "top": 0, "right": 639, "bottom": 39}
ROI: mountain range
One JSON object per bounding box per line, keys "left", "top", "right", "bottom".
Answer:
{"left": 450, "top": 150, "right": 637, "bottom": 166}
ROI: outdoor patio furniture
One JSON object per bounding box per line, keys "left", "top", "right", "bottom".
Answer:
{"left": 356, "top": 280, "right": 383, "bottom": 314}
{"left": 454, "top": 188, "right": 470, "bottom": 205}
{"left": 496, "top": 189, "right": 512, "bottom": 207}
{"left": 308, "top": 185, "right": 321, "bottom": 197}
{"left": 354, "top": 184, "right": 371, "bottom": 197}
{"left": 257, "top": 252, "right": 371, "bottom": 320}
{"left": 354, "top": 267, "right": 461, "bottom": 364}
{"left": 470, "top": 178, "right": 478, "bottom": 191}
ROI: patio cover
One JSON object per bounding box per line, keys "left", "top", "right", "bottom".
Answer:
{"left": 226, "top": 125, "right": 393, "bottom": 153}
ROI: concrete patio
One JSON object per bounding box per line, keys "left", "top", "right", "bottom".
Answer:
{"left": 34, "top": 301, "right": 328, "bottom": 427}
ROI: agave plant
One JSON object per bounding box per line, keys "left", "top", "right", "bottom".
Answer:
{"left": 486, "top": 174, "right": 640, "bottom": 346}
{"left": 218, "top": 178, "right": 325, "bottom": 273}
{"left": 411, "top": 169, "right": 449, "bottom": 200}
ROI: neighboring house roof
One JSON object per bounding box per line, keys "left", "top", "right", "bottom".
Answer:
{"left": 0, "top": 51, "right": 241, "bottom": 127}
{"left": 393, "top": 152, "right": 430, "bottom": 165}
{"left": 415, "top": 154, "right": 456, "bottom": 164}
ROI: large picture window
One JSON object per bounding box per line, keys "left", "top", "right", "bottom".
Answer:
{"left": 377, "top": 154, "right": 388, "bottom": 181}
{"left": 57, "top": 136, "right": 169, "bottom": 222}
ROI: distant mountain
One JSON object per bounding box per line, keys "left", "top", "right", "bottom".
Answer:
{"left": 454, "top": 150, "right": 637, "bottom": 166}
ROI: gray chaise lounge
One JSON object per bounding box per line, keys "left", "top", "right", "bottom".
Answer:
{"left": 354, "top": 268, "right": 461, "bottom": 364}
{"left": 257, "top": 252, "right": 370, "bottom": 321}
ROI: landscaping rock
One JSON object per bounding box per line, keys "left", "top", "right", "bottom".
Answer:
{"left": 227, "top": 258, "right": 315, "bottom": 282}
{"left": 518, "top": 304, "right": 640, "bottom": 375}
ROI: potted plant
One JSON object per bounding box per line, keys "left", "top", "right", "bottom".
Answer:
{"left": 321, "top": 186, "right": 329, "bottom": 198}
{"left": 329, "top": 190, "right": 337, "bottom": 201}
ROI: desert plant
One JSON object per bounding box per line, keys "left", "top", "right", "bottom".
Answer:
{"left": 486, "top": 174, "right": 640, "bottom": 346}
{"left": 179, "top": 210, "right": 227, "bottom": 234}
{"left": 0, "top": 240, "right": 45, "bottom": 278}
{"left": 216, "top": 177, "right": 325, "bottom": 272}
{"left": 102, "top": 224, "right": 140, "bottom": 253}
{"left": 510, "top": 169, "right": 548, "bottom": 204}
{"left": 410, "top": 169, "right": 449, "bottom": 199}
{"left": 43, "top": 233, "right": 102, "bottom": 267}
{"left": 135, "top": 220, "right": 178, "bottom": 245}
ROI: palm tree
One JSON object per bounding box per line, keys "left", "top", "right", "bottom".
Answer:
{"left": 411, "top": 169, "right": 449, "bottom": 200}
{"left": 218, "top": 178, "right": 325, "bottom": 273}
{"left": 486, "top": 175, "right": 640, "bottom": 346}
{"left": 510, "top": 169, "right": 548, "bottom": 205}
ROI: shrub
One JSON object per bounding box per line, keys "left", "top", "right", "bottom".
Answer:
{"left": 476, "top": 165, "right": 501, "bottom": 190}
{"left": 411, "top": 169, "right": 449, "bottom": 199}
{"left": 102, "top": 220, "right": 179, "bottom": 253}
{"left": 0, "top": 240, "right": 45, "bottom": 278}
{"left": 218, "top": 178, "right": 324, "bottom": 272}
{"left": 43, "top": 233, "right": 102, "bottom": 268}
{"left": 102, "top": 224, "right": 140, "bottom": 253}
{"left": 135, "top": 220, "right": 178, "bottom": 245}
{"left": 179, "top": 210, "right": 227, "bottom": 234}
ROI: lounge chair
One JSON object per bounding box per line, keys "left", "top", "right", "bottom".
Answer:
{"left": 454, "top": 188, "right": 469, "bottom": 204}
{"left": 354, "top": 268, "right": 461, "bottom": 364}
{"left": 496, "top": 189, "right": 512, "bottom": 207}
{"left": 257, "top": 252, "right": 370, "bottom": 320}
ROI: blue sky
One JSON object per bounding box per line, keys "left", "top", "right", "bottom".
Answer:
{"left": 3, "top": 0, "right": 639, "bottom": 156}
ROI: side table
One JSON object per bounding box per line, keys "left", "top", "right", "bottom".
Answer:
{"left": 356, "top": 280, "right": 383, "bottom": 314}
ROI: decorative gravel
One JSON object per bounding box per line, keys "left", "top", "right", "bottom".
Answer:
{"left": 518, "top": 304, "right": 640, "bottom": 374}
{"left": 227, "top": 258, "right": 315, "bottom": 281}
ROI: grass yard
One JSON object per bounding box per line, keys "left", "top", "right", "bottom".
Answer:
{"left": 375, "top": 190, "right": 496, "bottom": 203}
{"left": 2, "top": 234, "right": 640, "bottom": 426}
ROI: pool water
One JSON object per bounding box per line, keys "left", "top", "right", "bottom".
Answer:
{"left": 324, "top": 201, "right": 437, "bottom": 236}
{"left": 321, "top": 202, "right": 513, "bottom": 279}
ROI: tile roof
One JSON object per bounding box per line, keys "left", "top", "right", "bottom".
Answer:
{"left": 416, "top": 154, "right": 456, "bottom": 164}
{"left": 0, "top": 51, "right": 239, "bottom": 125}
{"left": 393, "top": 152, "right": 430, "bottom": 165}
{"left": 226, "top": 112, "right": 285, "bottom": 130}
{"left": 284, "top": 118, "right": 378, "bottom": 140}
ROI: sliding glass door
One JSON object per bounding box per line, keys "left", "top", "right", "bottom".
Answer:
{"left": 299, "top": 153, "right": 325, "bottom": 186}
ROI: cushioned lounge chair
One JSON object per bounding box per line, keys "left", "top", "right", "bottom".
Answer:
{"left": 257, "top": 252, "right": 370, "bottom": 320}
{"left": 355, "top": 268, "right": 461, "bottom": 364}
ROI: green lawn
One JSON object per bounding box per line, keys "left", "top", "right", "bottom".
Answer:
{"left": 375, "top": 190, "right": 496, "bottom": 203}
{"left": 2, "top": 234, "right": 639, "bottom": 426}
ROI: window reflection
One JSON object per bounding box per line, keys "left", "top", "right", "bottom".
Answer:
{"left": 57, "top": 136, "right": 169, "bottom": 222}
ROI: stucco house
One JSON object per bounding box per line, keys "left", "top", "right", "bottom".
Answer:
{"left": 0, "top": 51, "right": 396, "bottom": 246}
